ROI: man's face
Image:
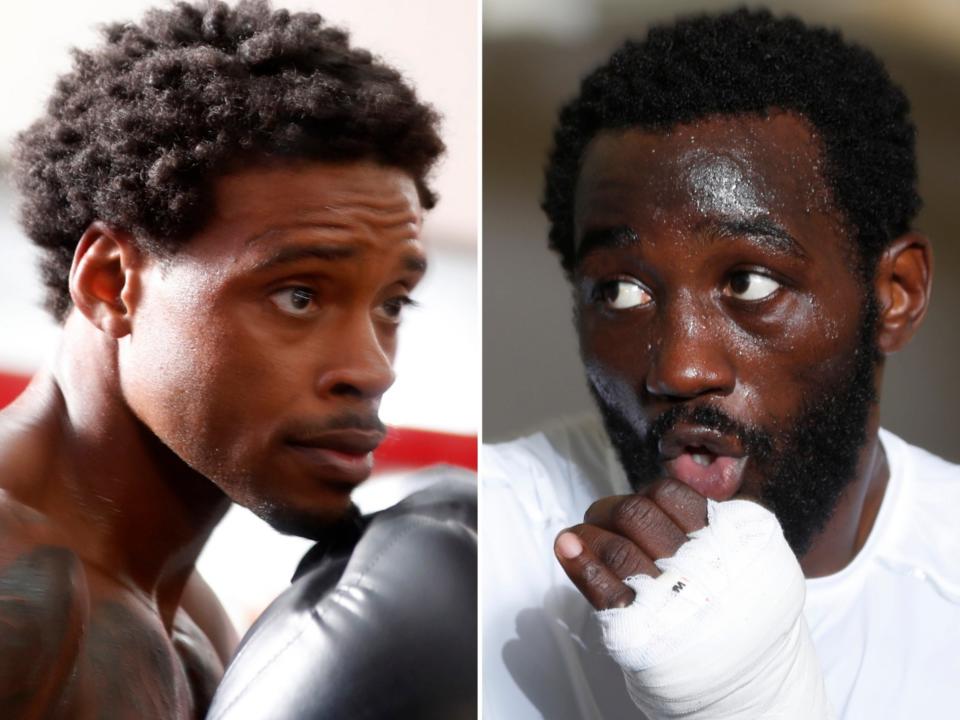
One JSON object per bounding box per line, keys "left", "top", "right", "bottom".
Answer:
{"left": 118, "top": 162, "right": 425, "bottom": 536}
{"left": 573, "top": 113, "right": 879, "bottom": 554}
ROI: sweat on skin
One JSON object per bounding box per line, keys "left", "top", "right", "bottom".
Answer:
{"left": 553, "top": 111, "right": 931, "bottom": 602}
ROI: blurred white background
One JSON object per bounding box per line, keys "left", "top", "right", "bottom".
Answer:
{"left": 0, "top": 0, "right": 478, "bottom": 632}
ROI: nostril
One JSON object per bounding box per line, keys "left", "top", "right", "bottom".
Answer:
{"left": 330, "top": 382, "right": 364, "bottom": 398}
{"left": 645, "top": 353, "right": 735, "bottom": 400}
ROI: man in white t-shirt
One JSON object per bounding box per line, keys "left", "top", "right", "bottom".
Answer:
{"left": 483, "top": 8, "right": 958, "bottom": 718}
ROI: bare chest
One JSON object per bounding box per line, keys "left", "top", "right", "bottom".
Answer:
{"left": 59, "top": 585, "right": 223, "bottom": 719}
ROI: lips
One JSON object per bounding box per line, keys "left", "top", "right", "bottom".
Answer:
{"left": 287, "top": 428, "right": 386, "bottom": 485}
{"left": 659, "top": 425, "right": 747, "bottom": 501}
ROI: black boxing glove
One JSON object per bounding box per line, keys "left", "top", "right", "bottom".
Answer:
{"left": 206, "top": 471, "right": 477, "bottom": 720}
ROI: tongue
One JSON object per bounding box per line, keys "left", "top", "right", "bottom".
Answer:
{"left": 663, "top": 453, "right": 744, "bottom": 501}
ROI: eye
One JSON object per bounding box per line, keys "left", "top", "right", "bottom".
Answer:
{"left": 594, "top": 279, "right": 653, "bottom": 310}
{"left": 270, "top": 286, "right": 317, "bottom": 316}
{"left": 376, "top": 296, "right": 417, "bottom": 324}
{"left": 725, "top": 271, "right": 781, "bottom": 301}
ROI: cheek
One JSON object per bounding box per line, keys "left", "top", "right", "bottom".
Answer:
{"left": 746, "top": 290, "right": 860, "bottom": 375}
{"left": 118, "top": 275, "right": 273, "bottom": 471}
{"left": 119, "top": 311, "right": 227, "bottom": 452}
{"left": 579, "top": 329, "right": 649, "bottom": 383}
{"left": 380, "top": 327, "right": 399, "bottom": 364}
{"left": 577, "top": 308, "right": 650, "bottom": 421}
{"left": 726, "top": 295, "right": 867, "bottom": 424}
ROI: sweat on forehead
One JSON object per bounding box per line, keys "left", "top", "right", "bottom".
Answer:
{"left": 572, "top": 113, "right": 849, "bottom": 262}
{"left": 543, "top": 8, "right": 920, "bottom": 279}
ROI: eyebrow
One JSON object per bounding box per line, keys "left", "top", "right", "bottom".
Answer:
{"left": 575, "top": 226, "right": 641, "bottom": 264}
{"left": 702, "top": 217, "right": 808, "bottom": 260}
{"left": 575, "top": 217, "right": 808, "bottom": 264}
{"left": 250, "top": 244, "right": 428, "bottom": 275}
{"left": 251, "top": 244, "right": 358, "bottom": 274}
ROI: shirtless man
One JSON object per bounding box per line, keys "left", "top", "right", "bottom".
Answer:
{"left": 0, "top": 1, "right": 443, "bottom": 716}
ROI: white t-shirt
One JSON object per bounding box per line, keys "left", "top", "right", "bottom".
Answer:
{"left": 481, "top": 414, "right": 960, "bottom": 719}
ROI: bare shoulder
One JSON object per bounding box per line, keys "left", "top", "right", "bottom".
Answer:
{"left": 0, "top": 491, "right": 88, "bottom": 717}
{"left": 174, "top": 572, "right": 239, "bottom": 716}
{"left": 180, "top": 570, "right": 239, "bottom": 665}
{"left": 0, "top": 489, "right": 78, "bottom": 567}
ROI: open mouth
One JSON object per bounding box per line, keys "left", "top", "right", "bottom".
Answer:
{"left": 662, "top": 445, "right": 748, "bottom": 501}
{"left": 690, "top": 449, "right": 715, "bottom": 467}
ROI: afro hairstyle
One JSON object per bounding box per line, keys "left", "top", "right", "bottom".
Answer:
{"left": 543, "top": 7, "right": 920, "bottom": 279}
{"left": 13, "top": 0, "right": 445, "bottom": 320}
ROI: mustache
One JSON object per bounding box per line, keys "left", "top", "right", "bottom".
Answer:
{"left": 648, "top": 404, "right": 773, "bottom": 458}
{"left": 283, "top": 410, "right": 386, "bottom": 440}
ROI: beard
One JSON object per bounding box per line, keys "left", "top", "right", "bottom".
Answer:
{"left": 589, "top": 297, "right": 880, "bottom": 557}
{"left": 261, "top": 500, "right": 364, "bottom": 542}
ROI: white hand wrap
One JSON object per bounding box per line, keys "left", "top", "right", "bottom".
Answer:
{"left": 597, "top": 499, "right": 834, "bottom": 719}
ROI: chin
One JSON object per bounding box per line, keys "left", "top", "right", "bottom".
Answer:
{"left": 253, "top": 497, "right": 361, "bottom": 540}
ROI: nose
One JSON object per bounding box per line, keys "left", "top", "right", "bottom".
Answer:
{"left": 315, "top": 316, "right": 396, "bottom": 401}
{"left": 645, "top": 298, "right": 735, "bottom": 400}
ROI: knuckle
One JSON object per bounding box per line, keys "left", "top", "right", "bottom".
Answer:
{"left": 580, "top": 560, "right": 601, "bottom": 584}
{"left": 653, "top": 478, "right": 684, "bottom": 500}
{"left": 577, "top": 557, "right": 614, "bottom": 591}
{"left": 652, "top": 480, "right": 707, "bottom": 528}
{"left": 653, "top": 478, "right": 693, "bottom": 506}
{"left": 600, "top": 540, "right": 637, "bottom": 574}
{"left": 612, "top": 496, "right": 659, "bottom": 534}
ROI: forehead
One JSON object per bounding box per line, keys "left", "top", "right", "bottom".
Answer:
{"left": 214, "top": 161, "right": 422, "bottom": 237}
{"left": 180, "top": 161, "right": 425, "bottom": 267}
{"left": 573, "top": 112, "right": 846, "bottom": 252}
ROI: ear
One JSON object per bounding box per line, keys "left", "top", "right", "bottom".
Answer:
{"left": 68, "top": 222, "right": 144, "bottom": 339}
{"left": 874, "top": 232, "right": 933, "bottom": 354}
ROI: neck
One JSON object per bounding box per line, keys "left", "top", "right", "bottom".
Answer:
{"left": 798, "top": 410, "right": 888, "bottom": 578}
{"left": 0, "top": 314, "right": 230, "bottom": 616}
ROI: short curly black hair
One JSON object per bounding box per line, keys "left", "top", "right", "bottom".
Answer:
{"left": 14, "top": 0, "right": 444, "bottom": 320}
{"left": 543, "top": 7, "right": 920, "bottom": 279}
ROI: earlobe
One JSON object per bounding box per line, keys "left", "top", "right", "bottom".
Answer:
{"left": 69, "top": 222, "right": 142, "bottom": 339}
{"left": 874, "top": 232, "right": 933, "bottom": 354}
